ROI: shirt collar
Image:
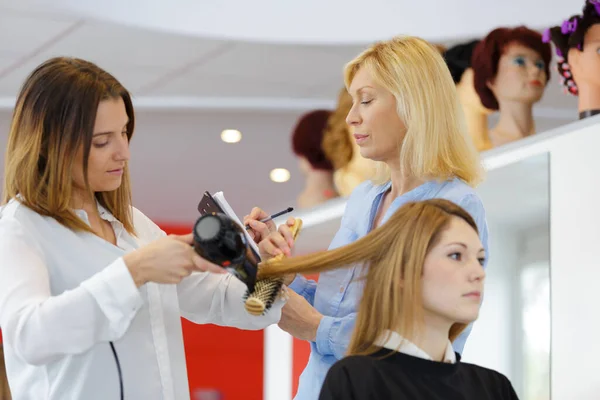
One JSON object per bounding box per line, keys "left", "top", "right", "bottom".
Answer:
{"left": 376, "top": 330, "right": 456, "bottom": 364}
{"left": 74, "top": 201, "right": 119, "bottom": 225}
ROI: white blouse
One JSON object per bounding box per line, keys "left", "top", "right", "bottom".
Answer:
{"left": 377, "top": 330, "right": 457, "bottom": 364}
{"left": 0, "top": 199, "right": 283, "bottom": 400}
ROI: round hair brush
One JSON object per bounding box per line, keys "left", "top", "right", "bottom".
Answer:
{"left": 244, "top": 218, "right": 303, "bottom": 316}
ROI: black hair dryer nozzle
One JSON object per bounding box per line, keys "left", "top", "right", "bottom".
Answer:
{"left": 192, "top": 213, "right": 258, "bottom": 292}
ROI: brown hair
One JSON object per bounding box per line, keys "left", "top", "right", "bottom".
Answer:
{"left": 259, "top": 198, "right": 479, "bottom": 356}
{"left": 0, "top": 345, "right": 10, "bottom": 400}
{"left": 472, "top": 26, "right": 552, "bottom": 110}
{"left": 291, "top": 109, "right": 334, "bottom": 170}
{"left": 2, "top": 57, "right": 136, "bottom": 234}
{"left": 321, "top": 87, "right": 354, "bottom": 171}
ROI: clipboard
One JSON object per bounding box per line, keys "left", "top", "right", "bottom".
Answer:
{"left": 197, "top": 191, "right": 262, "bottom": 290}
{"left": 197, "top": 191, "right": 262, "bottom": 261}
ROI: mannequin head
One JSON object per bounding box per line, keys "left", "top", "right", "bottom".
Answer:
{"left": 545, "top": 1, "right": 600, "bottom": 100}
{"left": 444, "top": 40, "right": 494, "bottom": 151}
{"left": 292, "top": 109, "right": 334, "bottom": 174}
{"left": 472, "top": 26, "right": 552, "bottom": 110}
{"left": 291, "top": 109, "right": 338, "bottom": 208}
{"left": 444, "top": 40, "right": 490, "bottom": 115}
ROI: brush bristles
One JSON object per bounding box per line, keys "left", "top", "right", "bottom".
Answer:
{"left": 244, "top": 218, "right": 302, "bottom": 316}
{"left": 244, "top": 277, "right": 284, "bottom": 316}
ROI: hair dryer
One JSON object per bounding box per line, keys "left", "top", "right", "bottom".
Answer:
{"left": 192, "top": 213, "right": 258, "bottom": 292}
{"left": 192, "top": 212, "right": 303, "bottom": 316}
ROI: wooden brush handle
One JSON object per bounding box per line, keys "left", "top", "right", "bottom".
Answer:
{"left": 245, "top": 219, "right": 303, "bottom": 316}
{"left": 269, "top": 218, "right": 303, "bottom": 262}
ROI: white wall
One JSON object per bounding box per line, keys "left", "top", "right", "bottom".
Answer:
{"left": 550, "top": 122, "right": 600, "bottom": 399}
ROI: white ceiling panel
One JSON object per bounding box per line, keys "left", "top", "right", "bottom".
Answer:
{"left": 183, "top": 43, "right": 363, "bottom": 89}
{"left": 0, "top": 53, "right": 19, "bottom": 73}
{"left": 0, "top": 58, "right": 165, "bottom": 96}
{"left": 0, "top": 3, "right": 581, "bottom": 118}
{"left": 26, "top": 21, "right": 229, "bottom": 70}
{"left": 0, "top": 8, "right": 77, "bottom": 54}
{"left": 148, "top": 71, "right": 317, "bottom": 98}
{"left": 4, "top": 0, "right": 579, "bottom": 45}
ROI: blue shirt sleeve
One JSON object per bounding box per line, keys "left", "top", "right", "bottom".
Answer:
{"left": 288, "top": 274, "right": 318, "bottom": 305}
{"left": 315, "top": 313, "right": 357, "bottom": 360}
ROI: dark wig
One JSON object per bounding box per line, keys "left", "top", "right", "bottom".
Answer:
{"left": 443, "top": 40, "right": 480, "bottom": 84}
{"left": 291, "top": 109, "right": 334, "bottom": 171}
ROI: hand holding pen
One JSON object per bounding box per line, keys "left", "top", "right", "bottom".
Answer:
{"left": 243, "top": 207, "right": 294, "bottom": 247}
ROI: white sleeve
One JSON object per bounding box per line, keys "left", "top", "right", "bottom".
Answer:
{"left": 133, "top": 209, "right": 283, "bottom": 330}
{"left": 177, "top": 272, "right": 283, "bottom": 330}
{"left": 0, "top": 217, "right": 143, "bottom": 366}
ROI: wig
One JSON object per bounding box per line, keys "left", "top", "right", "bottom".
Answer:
{"left": 291, "top": 109, "right": 334, "bottom": 170}
{"left": 472, "top": 26, "right": 552, "bottom": 110}
{"left": 443, "top": 40, "right": 480, "bottom": 84}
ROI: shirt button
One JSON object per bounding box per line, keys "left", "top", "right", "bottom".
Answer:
{"left": 339, "top": 287, "right": 344, "bottom": 293}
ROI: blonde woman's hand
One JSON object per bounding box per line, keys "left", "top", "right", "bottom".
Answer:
{"left": 257, "top": 217, "right": 298, "bottom": 286}
{"left": 243, "top": 207, "right": 277, "bottom": 243}
{"left": 257, "top": 217, "right": 297, "bottom": 260}
{"left": 123, "top": 233, "right": 226, "bottom": 287}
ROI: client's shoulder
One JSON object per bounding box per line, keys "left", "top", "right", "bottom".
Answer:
{"left": 458, "top": 361, "right": 513, "bottom": 386}
{"left": 328, "top": 353, "right": 380, "bottom": 376}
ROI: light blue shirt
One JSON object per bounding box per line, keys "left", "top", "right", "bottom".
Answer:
{"left": 289, "top": 178, "right": 489, "bottom": 400}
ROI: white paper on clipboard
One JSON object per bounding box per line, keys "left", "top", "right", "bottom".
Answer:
{"left": 212, "top": 191, "right": 262, "bottom": 258}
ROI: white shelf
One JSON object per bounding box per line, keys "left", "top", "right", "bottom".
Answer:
{"left": 277, "top": 115, "right": 600, "bottom": 254}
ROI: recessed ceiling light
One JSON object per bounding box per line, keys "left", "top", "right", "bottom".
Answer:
{"left": 269, "top": 168, "right": 290, "bottom": 183}
{"left": 221, "top": 129, "right": 242, "bottom": 143}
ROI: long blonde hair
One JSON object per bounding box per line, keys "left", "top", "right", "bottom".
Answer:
{"left": 2, "top": 57, "right": 136, "bottom": 234}
{"left": 343, "top": 36, "right": 484, "bottom": 187}
{"left": 259, "top": 199, "right": 478, "bottom": 356}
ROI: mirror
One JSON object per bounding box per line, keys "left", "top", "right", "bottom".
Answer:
{"left": 461, "top": 152, "right": 550, "bottom": 400}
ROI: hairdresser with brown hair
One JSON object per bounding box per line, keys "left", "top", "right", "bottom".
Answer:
{"left": 246, "top": 36, "right": 489, "bottom": 400}
{"left": 0, "top": 57, "right": 283, "bottom": 400}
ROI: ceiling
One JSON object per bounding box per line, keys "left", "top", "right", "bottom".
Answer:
{"left": 0, "top": 1, "right": 582, "bottom": 251}
{"left": 0, "top": 0, "right": 581, "bottom": 45}
{"left": 0, "top": 1, "right": 580, "bottom": 115}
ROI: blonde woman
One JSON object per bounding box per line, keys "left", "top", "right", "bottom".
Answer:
{"left": 247, "top": 36, "right": 488, "bottom": 399}
{"left": 0, "top": 57, "right": 283, "bottom": 400}
{"left": 259, "top": 199, "right": 516, "bottom": 399}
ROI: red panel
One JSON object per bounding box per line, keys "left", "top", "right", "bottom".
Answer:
{"left": 181, "top": 320, "right": 264, "bottom": 400}
{"left": 159, "top": 222, "right": 264, "bottom": 400}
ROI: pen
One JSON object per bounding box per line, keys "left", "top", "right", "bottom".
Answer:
{"left": 245, "top": 207, "right": 294, "bottom": 229}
